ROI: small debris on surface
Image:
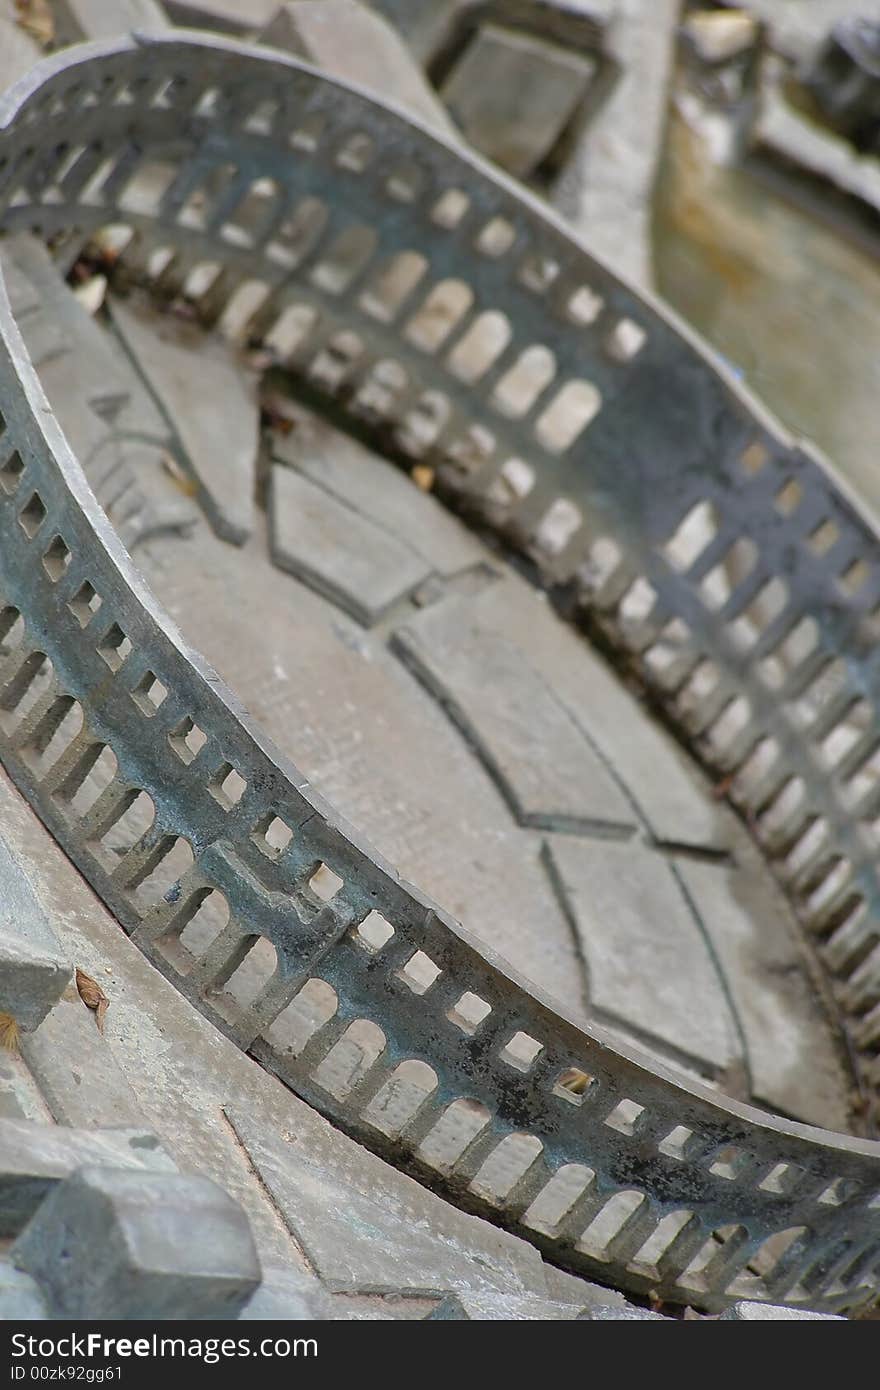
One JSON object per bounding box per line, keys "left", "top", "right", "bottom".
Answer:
{"left": 14, "top": 0, "right": 54, "bottom": 47}
{"left": 161, "top": 451, "right": 199, "bottom": 498}
{"left": 712, "top": 772, "right": 735, "bottom": 800}
{"left": 168, "top": 297, "right": 200, "bottom": 323}
{"left": 75, "top": 968, "right": 110, "bottom": 1034}
{"left": 71, "top": 229, "right": 127, "bottom": 281}
{"left": 72, "top": 275, "right": 107, "bottom": 316}
{"left": 259, "top": 388, "right": 297, "bottom": 435}
{"left": 0, "top": 1011, "right": 20, "bottom": 1052}
{"left": 411, "top": 464, "right": 434, "bottom": 492}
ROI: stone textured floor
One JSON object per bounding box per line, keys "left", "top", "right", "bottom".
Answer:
{"left": 127, "top": 376, "right": 851, "bottom": 1130}
{"left": 0, "top": 765, "right": 635, "bottom": 1319}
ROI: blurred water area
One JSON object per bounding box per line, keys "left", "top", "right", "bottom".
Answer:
{"left": 655, "top": 109, "right": 880, "bottom": 517}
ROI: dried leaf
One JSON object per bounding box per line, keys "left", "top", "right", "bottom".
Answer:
{"left": 411, "top": 464, "right": 435, "bottom": 492}
{"left": 75, "top": 967, "right": 110, "bottom": 1033}
{"left": 14, "top": 0, "right": 54, "bottom": 47}
{"left": 0, "top": 1012, "right": 20, "bottom": 1052}
{"left": 160, "top": 451, "right": 199, "bottom": 497}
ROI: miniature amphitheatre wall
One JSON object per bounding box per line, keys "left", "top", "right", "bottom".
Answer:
{"left": 0, "top": 31, "right": 878, "bottom": 1315}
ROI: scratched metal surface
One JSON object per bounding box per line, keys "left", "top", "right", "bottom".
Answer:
{"left": 0, "top": 32, "right": 878, "bottom": 1313}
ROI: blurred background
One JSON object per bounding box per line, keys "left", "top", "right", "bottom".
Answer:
{"left": 372, "top": 1, "right": 880, "bottom": 515}
{"left": 5, "top": 0, "right": 879, "bottom": 506}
